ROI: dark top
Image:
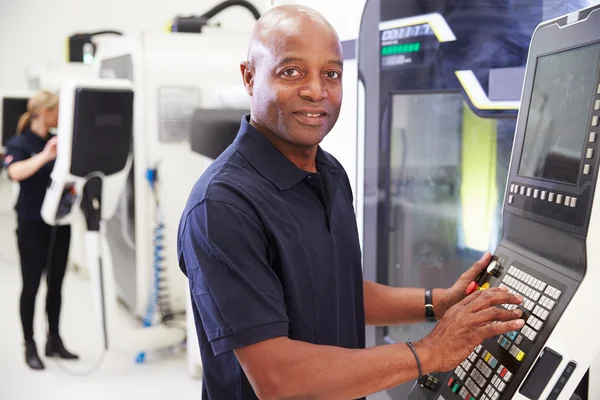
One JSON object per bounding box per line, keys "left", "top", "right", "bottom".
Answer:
{"left": 177, "top": 115, "right": 366, "bottom": 400}
{"left": 3, "top": 129, "right": 53, "bottom": 221}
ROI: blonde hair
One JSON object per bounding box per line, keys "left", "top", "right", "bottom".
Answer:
{"left": 16, "top": 90, "right": 59, "bottom": 134}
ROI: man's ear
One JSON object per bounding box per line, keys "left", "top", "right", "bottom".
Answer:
{"left": 240, "top": 61, "right": 254, "bottom": 96}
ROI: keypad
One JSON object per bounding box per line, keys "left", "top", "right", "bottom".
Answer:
{"left": 448, "top": 265, "right": 562, "bottom": 399}
{"left": 508, "top": 183, "right": 578, "bottom": 209}
{"left": 450, "top": 345, "right": 514, "bottom": 400}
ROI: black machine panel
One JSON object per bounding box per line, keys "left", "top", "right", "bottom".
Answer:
{"left": 189, "top": 109, "right": 248, "bottom": 159}
{"left": 1, "top": 97, "right": 28, "bottom": 147}
{"left": 401, "top": 4, "right": 600, "bottom": 400}
{"left": 424, "top": 246, "right": 578, "bottom": 400}
{"left": 358, "top": 0, "right": 599, "bottom": 399}
{"left": 505, "top": 14, "right": 600, "bottom": 237}
{"left": 70, "top": 88, "right": 134, "bottom": 177}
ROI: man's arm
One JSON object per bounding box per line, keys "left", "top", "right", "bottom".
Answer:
{"left": 363, "top": 280, "right": 448, "bottom": 326}
{"left": 235, "top": 288, "right": 524, "bottom": 400}
{"left": 363, "top": 253, "right": 493, "bottom": 326}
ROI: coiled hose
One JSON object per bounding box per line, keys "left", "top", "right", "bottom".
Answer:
{"left": 135, "top": 167, "right": 174, "bottom": 363}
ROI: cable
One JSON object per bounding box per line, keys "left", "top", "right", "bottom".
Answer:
{"left": 136, "top": 166, "right": 177, "bottom": 363}
{"left": 200, "top": 0, "right": 261, "bottom": 21}
{"left": 88, "top": 30, "right": 123, "bottom": 37}
{"left": 44, "top": 172, "right": 108, "bottom": 376}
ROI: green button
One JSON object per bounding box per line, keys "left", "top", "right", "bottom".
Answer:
{"left": 452, "top": 383, "right": 460, "bottom": 393}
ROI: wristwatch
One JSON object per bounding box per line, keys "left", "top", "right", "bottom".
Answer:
{"left": 425, "top": 288, "right": 436, "bottom": 322}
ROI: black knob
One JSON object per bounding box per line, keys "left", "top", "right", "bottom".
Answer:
{"left": 418, "top": 374, "right": 439, "bottom": 390}
{"left": 487, "top": 260, "right": 502, "bottom": 277}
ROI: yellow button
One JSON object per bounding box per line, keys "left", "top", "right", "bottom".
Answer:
{"left": 516, "top": 351, "right": 525, "bottom": 361}
{"left": 481, "top": 282, "right": 490, "bottom": 290}
{"left": 485, "top": 353, "right": 491, "bottom": 362}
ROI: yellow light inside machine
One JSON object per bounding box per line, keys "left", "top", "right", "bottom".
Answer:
{"left": 460, "top": 103, "right": 498, "bottom": 252}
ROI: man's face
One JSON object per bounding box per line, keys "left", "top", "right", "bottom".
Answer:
{"left": 246, "top": 21, "right": 343, "bottom": 147}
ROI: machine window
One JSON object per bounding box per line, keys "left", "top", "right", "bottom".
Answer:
{"left": 386, "top": 93, "right": 514, "bottom": 343}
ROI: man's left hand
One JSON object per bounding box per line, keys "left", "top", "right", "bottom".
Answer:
{"left": 437, "top": 252, "right": 493, "bottom": 318}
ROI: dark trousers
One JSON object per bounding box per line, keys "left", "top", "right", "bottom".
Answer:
{"left": 16, "top": 220, "right": 71, "bottom": 343}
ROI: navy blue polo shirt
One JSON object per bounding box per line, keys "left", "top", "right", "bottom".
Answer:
{"left": 3, "top": 129, "right": 54, "bottom": 221}
{"left": 177, "top": 115, "right": 365, "bottom": 400}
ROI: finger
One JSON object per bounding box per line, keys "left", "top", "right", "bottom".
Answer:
{"left": 479, "top": 318, "right": 525, "bottom": 340}
{"left": 460, "top": 252, "right": 492, "bottom": 282}
{"left": 469, "top": 289, "right": 524, "bottom": 311}
{"left": 460, "top": 286, "right": 511, "bottom": 307}
{"left": 471, "top": 306, "right": 523, "bottom": 326}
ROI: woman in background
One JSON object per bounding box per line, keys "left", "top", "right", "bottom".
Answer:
{"left": 3, "top": 90, "right": 78, "bottom": 370}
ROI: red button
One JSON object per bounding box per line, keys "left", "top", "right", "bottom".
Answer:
{"left": 467, "top": 281, "right": 479, "bottom": 295}
{"left": 448, "top": 377, "right": 455, "bottom": 387}
{"left": 500, "top": 368, "right": 507, "bottom": 378}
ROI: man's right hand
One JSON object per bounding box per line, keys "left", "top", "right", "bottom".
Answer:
{"left": 419, "top": 287, "right": 524, "bottom": 373}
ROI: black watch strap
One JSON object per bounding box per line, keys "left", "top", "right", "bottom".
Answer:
{"left": 425, "top": 288, "right": 436, "bottom": 322}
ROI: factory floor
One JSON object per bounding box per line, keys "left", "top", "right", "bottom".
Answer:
{"left": 0, "top": 176, "right": 202, "bottom": 400}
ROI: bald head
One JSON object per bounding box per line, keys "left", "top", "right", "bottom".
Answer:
{"left": 247, "top": 5, "right": 341, "bottom": 68}
{"left": 239, "top": 4, "right": 344, "bottom": 150}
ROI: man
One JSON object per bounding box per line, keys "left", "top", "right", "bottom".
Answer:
{"left": 177, "top": 5, "right": 525, "bottom": 399}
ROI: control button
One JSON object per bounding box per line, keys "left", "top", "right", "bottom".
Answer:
{"left": 598, "top": 83, "right": 600, "bottom": 94}
{"left": 556, "top": 194, "right": 563, "bottom": 204}
{"left": 504, "top": 371, "right": 513, "bottom": 382}
{"left": 587, "top": 148, "right": 595, "bottom": 159}
{"left": 520, "top": 186, "right": 525, "bottom": 195}
{"left": 467, "top": 281, "right": 479, "bottom": 295}
{"left": 499, "top": 367, "right": 507, "bottom": 378}
{"left": 595, "top": 100, "right": 600, "bottom": 111}
{"left": 498, "top": 381, "right": 506, "bottom": 392}
{"left": 591, "top": 131, "right": 598, "bottom": 142}
{"left": 508, "top": 195, "right": 514, "bottom": 204}
{"left": 475, "top": 344, "right": 483, "bottom": 354}
{"left": 570, "top": 197, "right": 577, "bottom": 207}
{"left": 584, "top": 164, "right": 592, "bottom": 175}
{"left": 533, "top": 189, "right": 539, "bottom": 198}
{"left": 515, "top": 334, "right": 524, "bottom": 345}
{"left": 526, "top": 187, "right": 532, "bottom": 196}
{"left": 565, "top": 196, "right": 571, "bottom": 206}
{"left": 541, "top": 191, "right": 547, "bottom": 200}
{"left": 593, "top": 116, "right": 599, "bottom": 127}
{"left": 487, "top": 260, "right": 502, "bottom": 277}
{"left": 481, "top": 282, "right": 490, "bottom": 290}
{"left": 548, "top": 192, "right": 555, "bottom": 202}
{"left": 510, "top": 184, "right": 515, "bottom": 193}
{"left": 516, "top": 350, "right": 525, "bottom": 361}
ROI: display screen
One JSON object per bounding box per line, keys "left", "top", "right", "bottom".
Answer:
{"left": 518, "top": 42, "right": 600, "bottom": 184}
{"left": 380, "top": 23, "right": 438, "bottom": 68}
{"left": 2, "top": 97, "right": 28, "bottom": 147}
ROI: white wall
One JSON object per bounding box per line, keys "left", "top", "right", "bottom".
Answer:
{"left": 0, "top": 0, "right": 265, "bottom": 91}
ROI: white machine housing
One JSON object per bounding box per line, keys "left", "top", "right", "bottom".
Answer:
{"left": 92, "top": 29, "right": 252, "bottom": 319}
{"left": 93, "top": 29, "right": 253, "bottom": 377}
{"left": 41, "top": 78, "right": 186, "bottom": 354}
{"left": 41, "top": 79, "right": 133, "bottom": 226}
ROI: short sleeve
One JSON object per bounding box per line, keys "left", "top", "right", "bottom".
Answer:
{"left": 3, "top": 140, "right": 27, "bottom": 170}
{"left": 179, "top": 199, "right": 289, "bottom": 356}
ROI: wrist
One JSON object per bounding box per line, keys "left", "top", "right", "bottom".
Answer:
{"left": 36, "top": 152, "right": 50, "bottom": 164}
{"left": 433, "top": 288, "right": 449, "bottom": 318}
{"left": 412, "top": 339, "right": 437, "bottom": 376}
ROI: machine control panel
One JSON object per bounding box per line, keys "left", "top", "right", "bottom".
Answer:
{"left": 409, "top": 248, "right": 576, "bottom": 400}
{"left": 448, "top": 258, "right": 566, "bottom": 400}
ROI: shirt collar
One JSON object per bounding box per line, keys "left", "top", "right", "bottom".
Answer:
{"left": 234, "top": 115, "right": 341, "bottom": 191}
